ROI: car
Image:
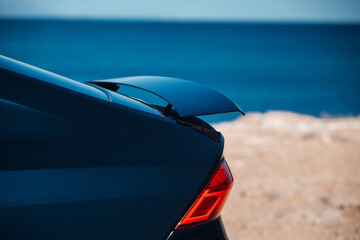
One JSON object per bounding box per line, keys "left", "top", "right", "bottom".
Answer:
{"left": 0, "top": 55, "right": 244, "bottom": 240}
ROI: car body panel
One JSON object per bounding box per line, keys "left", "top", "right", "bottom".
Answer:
{"left": 0, "top": 55, "right": 108, "bottom": 101}
{"left": 0, "top": 55, "right": 234, "bottom": 239}
{"left": 168, "top": 217, "right": 228, "bottom": 240}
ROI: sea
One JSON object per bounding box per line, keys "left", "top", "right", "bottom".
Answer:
{"left": 1, "top": 19, "right": 359, "bottom": 122}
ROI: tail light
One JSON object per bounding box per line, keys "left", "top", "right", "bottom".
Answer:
{"left": 175, "top": 160, "right": 233, "bottom": 229}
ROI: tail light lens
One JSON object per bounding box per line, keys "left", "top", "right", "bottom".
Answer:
{"left": 175, "top": 160, "right": 233, "bottom": 229}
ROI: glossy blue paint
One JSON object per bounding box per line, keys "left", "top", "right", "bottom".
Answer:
{"left": 168, "top": 217, "right": 228, "bottom": 240}
{"left": 91, "top": 76, "right": 244, "bottom": 117}
{"left": 0, "top": 56, "right": 232, "bottom": 240}
{"left": 0, "top": 55, "right": 108, "bottom": 101}
{"left": 0, "top": 55, "right": 164, "bottom": 116}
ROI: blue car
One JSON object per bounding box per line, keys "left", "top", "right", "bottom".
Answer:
{"left": 0, "top": 55, "right": 244, "bottom": 240}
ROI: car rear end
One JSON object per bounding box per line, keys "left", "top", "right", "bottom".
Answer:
{"left": 0, "top": 55, "right": 242, "bottom": 240}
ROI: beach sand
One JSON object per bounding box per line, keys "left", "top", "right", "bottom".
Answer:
{"left": 215, "top": 111, "right": 360, "bottom": 240}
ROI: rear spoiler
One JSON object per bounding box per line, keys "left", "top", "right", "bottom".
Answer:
{"left": 89, "top": 76, "right": 244, "bottom": 118}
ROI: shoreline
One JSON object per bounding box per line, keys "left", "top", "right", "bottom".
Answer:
{"left": 215, "top": 111, "right": 360, "bottom": 240}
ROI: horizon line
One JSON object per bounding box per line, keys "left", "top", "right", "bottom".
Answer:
{"left": 1, "top": 16, "right": 360, "bottom": 25}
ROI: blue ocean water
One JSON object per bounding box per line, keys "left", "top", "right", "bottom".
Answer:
{"left": 1, "top": 20, "right": 359, "bottom": 122}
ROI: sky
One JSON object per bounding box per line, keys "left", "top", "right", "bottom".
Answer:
{"left": 1, "top": 0, "right": 360, "bottom": 23}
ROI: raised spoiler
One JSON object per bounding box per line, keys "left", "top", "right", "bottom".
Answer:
{"left": 89, "top": 76, "right": 244, "bottom": 118}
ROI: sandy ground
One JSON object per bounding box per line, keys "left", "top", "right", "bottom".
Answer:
{"left": 215, "top": 111, "right": 360, "bottom": 240}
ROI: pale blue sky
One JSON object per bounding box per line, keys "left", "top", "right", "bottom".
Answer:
{"left": 1, "top": 0, "right": 360, "bottom": 23}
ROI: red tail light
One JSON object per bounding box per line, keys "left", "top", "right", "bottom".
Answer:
{"left": 175, "top": 161, "right": 233, "bottom": 229}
